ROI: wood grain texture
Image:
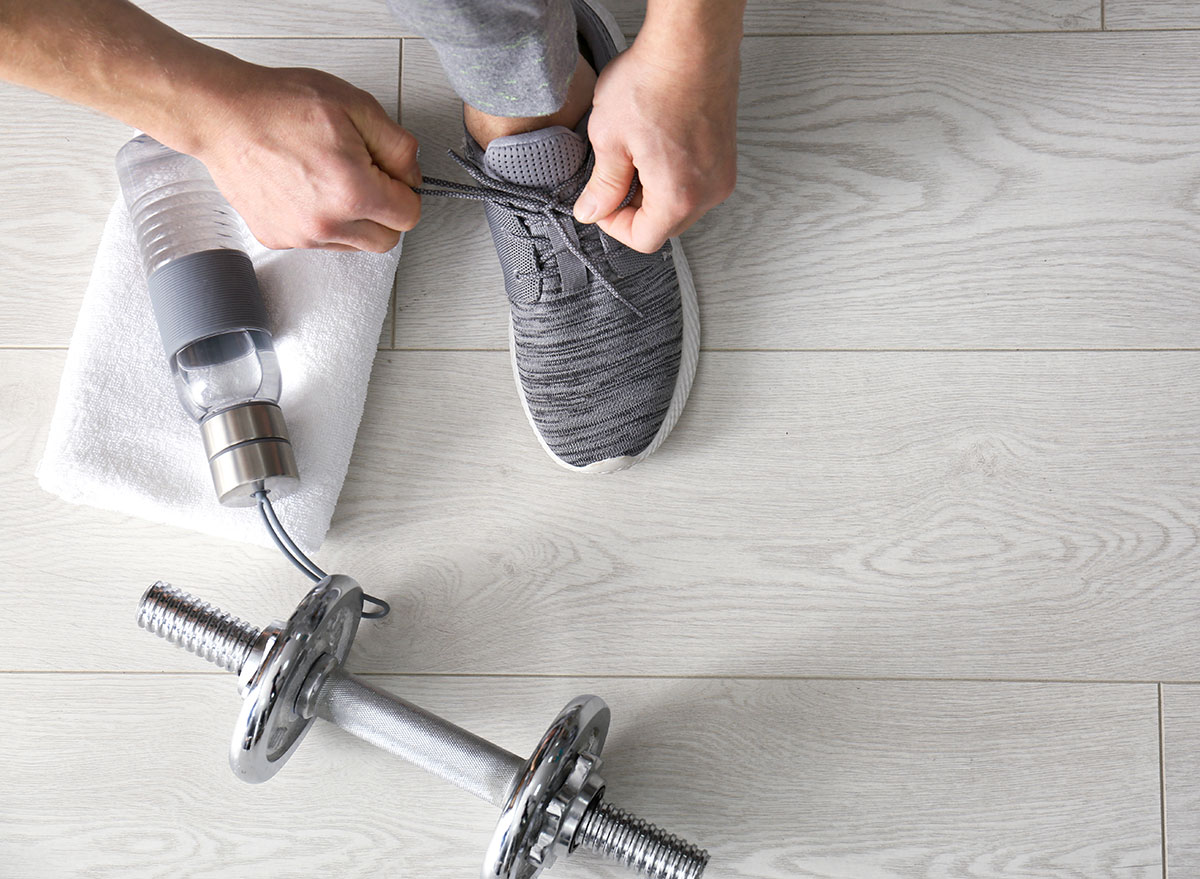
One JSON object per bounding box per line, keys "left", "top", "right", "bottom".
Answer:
{"left": 5, "top": 348, "right": 1199, "bottom": 680}
{"left": 127, "top": 0, "right": 1099, "bottom": 38}
{"left": 1163, "top": 685, "right": 1200, "bottom": 876}
{"left": 397, "top": 34, "right": 1200, "bottom": 351}
{"left": 0, "top": 674, "right": 1161, "bottom": 878}
{"left": 2, "top": 16, "right": 1185, "bottom": 879}
{"left": 608, "top": 0, "right": 1100, "bottom": 34}
{"left": 1104, "top": 1, "right": 1200, "bottom": 30}
{"left": 135, "top": 0, "right": 401, "bottom": 37}
{"left": 0, "top": 38, "right": 399, "bottom": 349}
{"left": 395, "top": 39, "right": 511, "bottom": 346}
{"left": 15, "top": 32, "right": 1200, "bottom": 351}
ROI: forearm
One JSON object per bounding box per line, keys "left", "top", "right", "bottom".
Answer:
{"left": 0, "top": 0, "right": 247, "bottom": 154}
{"left": 637, "top": 0, "right": 746, "bottom": 67}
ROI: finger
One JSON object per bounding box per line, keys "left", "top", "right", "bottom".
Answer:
{"left": 597, "top": 194, "right": 688, "bottom": 254}
{"left": 325, "top": 219, "right": 403, "bottom": 253}
{"left": 249, "top": 233, "right": 293, "bottom": 252}
{"left": 574, "top": 146, "right": 636, "bottom": 224}
{"left": 353, "top": 105, "right": 422, "bottom": 189}
{"left": 594, "top": 204, "right": 639, "bottom": 248}
{"left": 629, "top": 205, "right": 687, "bottom": 253}
{"left": 598, "top": 206, "right": 670, "bottom": 253}
{"left": 360, "top": 165, "right": 422, "bottom": 232}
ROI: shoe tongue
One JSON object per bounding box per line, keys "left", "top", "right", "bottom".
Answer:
{"left": 482, "top": 125, "right": 588, "bottom": 189}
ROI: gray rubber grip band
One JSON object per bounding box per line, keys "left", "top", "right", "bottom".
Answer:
{"left": 147, "top": 249, "right": 270, "bottom": 359}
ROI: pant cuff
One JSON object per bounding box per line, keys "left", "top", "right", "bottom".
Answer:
{"left": 426, "top": 1, "right": 577, "bottom": 117}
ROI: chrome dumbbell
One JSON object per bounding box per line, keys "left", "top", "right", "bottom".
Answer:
{"left": 136, "top": 577, "right": 708, "bottom": 879}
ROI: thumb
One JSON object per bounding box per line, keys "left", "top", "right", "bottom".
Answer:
{"left": 574, "top": 147, "right": 635, "bottom": 224}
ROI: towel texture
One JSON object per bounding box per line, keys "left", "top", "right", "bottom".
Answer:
{"left": 38, "top": 199, "right": 400, "bottom": 552}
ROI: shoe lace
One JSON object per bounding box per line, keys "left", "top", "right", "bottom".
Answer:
{"left": 415, "top": 150, "right": 644, "bottom": 318}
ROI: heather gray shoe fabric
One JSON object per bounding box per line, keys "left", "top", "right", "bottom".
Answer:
{"left": 418, "top": 0, "right": 700, "bottom": 472}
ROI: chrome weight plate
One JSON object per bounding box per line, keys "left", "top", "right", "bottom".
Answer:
{"left": 230, "top": 575, "right": 363, "bottom": 782}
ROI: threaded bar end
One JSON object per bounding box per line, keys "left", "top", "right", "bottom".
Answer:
{"left": 576, "top": 800, "right": 709, "bottom": 879}
{"left": 137, "top": 582, "right": 260, "bottom": 674}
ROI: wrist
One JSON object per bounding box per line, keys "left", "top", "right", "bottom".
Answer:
{"left": 129, "top": 45, "right": 257, "bottom": 158}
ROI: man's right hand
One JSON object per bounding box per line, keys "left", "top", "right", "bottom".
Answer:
{"left": 188, "top": 64, "right": 421, "bottom": 253}
{"left": 0, "top": 0, "right": 420, "bottom": 254}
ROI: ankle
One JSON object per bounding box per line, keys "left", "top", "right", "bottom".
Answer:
{"left": 465, "top": 53, "right": 597, "bottom": 148}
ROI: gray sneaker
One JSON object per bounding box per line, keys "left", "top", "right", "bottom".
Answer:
{"left": 420, "top": 0, "right": 699, "bottom": 472}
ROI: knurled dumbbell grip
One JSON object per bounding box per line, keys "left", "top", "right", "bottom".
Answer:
{"left": 315, "top": 668, "right": 526, "bottom": 808}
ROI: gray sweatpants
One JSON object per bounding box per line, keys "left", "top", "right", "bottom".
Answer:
{"left": 386, "top": 0, "right": 578, "bottom": 117}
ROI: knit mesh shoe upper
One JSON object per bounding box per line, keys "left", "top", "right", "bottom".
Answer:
{"left": 466, "top": 125, "right": 684, "bottom": 468}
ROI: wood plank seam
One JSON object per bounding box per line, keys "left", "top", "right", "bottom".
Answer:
{"left": 10, "top": 346, "right": 1200, "bottom": 353}
{"left": 2, "top": 671, "right": 1198, "bottom": 686}
{"left": 1160, "top": 683, "right": 1169, "bottom": 879}
{"left": 144, "top": 29, "right": 1136, "bottom": 39}
{"left": 173, "top": 34, "right": 423, "bottom": 40}
{"left": 387, "top": 37, "right": 403, "bottom": 351}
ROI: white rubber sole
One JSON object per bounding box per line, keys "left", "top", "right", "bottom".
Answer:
{"left": 509, "top": 237, "right": 701, "bottom": 474}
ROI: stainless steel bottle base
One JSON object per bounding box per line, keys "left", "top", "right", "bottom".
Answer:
{"left": 200, "top": 402, "right": 300, "bottom": 506}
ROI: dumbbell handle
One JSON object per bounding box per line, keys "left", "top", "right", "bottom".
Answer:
{"left": 314, "top": 668, "right": 527, "bottom": 808}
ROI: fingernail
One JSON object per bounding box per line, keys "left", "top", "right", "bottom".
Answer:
{"left": 574, "top": 194, "right": 598, "bottom": 223}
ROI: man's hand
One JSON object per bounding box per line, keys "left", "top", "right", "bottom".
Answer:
{"left": 191, "top": 65, "right": 421, "bottom": 253}
{"left": 0, "top": 0, "right": 419, "bottom": 254}
{"left": 572, "top": 2, "right": 743, "bottom": 254}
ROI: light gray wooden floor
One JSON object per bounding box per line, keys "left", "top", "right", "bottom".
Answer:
{"left": 1, "top": 2, "right": 1197, "bottom": 877}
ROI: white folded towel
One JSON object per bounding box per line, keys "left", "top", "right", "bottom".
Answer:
{"left": 38, "top": 199, "right": 401, "bottom": 552}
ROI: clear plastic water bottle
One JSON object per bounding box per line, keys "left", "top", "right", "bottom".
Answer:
{"left": 116, "top": 135, "right": 299, "bottom": 505}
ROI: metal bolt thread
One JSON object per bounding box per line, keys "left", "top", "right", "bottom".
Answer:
{"left": 576, "top": 799, "right": 709, "bottom": 879}
{"left": 136, "top": 582, "right": 260, "bottom": 674}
